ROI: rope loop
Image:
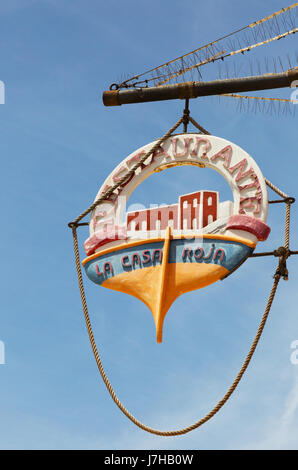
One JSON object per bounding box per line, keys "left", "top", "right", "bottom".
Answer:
{"left": 274, "top": 246, "right": 290, "bottom": 280}
{"left": 71, "top": 221, "right": 281, "bottom": 436}
{"left": 68, "top": 111, "right": 293, "bottom": 436}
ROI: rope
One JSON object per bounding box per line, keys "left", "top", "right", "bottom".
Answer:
{"left": 68, "top": 116, "right": 184, "bottom": 228}
{"left": 68, "top": 115, "right": 288, "bottom": 436}
{"left": 221, "top": 94, "right": 295, "bottom": 104}
{"left": 265, "top": 178, "right": 289, "bottom": 199}
{"left": 285, "top": 202, "right": 291, "bottom": 251}
{"left": 71, "top": 224, "right": 281, "bottom": 436}
{"left": 265, "top": 178, "right": 294, "bottom": 279}
{"left": 112, "top": 3, "right": 298, "bottom": 89}
{"left": 189, "top": 116, "right": 211, "bottom": 135}
{"left": 156, "top": 29, "right": 298, "bottom": 88}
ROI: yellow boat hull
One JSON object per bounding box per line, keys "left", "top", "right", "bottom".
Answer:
{"left": 83, "top": 231, "right": 254, "bottom": 342}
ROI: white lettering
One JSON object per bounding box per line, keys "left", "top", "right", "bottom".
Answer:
{"left": 0, "top": 341, "right": 5, "bottom": 364}
{"left": 290, "top": 340, "right": 298, "bottom": 365}
{"left": 290, "top": 80, "right": 298, "bottom": 104}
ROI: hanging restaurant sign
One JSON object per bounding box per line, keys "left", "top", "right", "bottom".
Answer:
{"left": 82, "top": 133, "right": 270, "bottom": 343}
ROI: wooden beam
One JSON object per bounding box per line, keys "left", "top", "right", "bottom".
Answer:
{"left": 102, "top": 68, "right": 298, "bottom": 106}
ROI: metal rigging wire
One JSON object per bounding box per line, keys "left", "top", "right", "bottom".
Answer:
{"left": 110, "top": 3, "right": 297, "bottom": 90}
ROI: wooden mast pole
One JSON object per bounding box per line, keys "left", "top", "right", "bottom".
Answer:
{"left": 102, "top": 68, "right": 298, "bottom": 106}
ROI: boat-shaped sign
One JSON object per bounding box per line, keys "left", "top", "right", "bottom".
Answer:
{"left": 82, "top": 134, "right": 270, "bottom": 342}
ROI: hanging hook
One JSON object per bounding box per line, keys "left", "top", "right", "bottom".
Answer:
{"left": 183, "top": 98, "right": 190, "bottom": 133}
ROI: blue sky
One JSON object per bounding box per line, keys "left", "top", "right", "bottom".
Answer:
{"left": 0, "top": 0, "right": 298, "bottom": 450}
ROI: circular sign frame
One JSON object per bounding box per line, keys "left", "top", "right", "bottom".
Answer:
{"left": 82, "top": 133, "right": 270, "bottom": 342}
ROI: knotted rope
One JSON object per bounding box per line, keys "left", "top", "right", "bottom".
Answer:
{"left": 69, "top": 113, "right": 294, "bottom": 435}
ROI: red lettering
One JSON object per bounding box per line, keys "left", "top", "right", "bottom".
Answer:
{"left": 142, "top": 250, "right": 151, "bottom": 264}
{"left": 239, "top": 195, "right": 262, "bottom": 215}
{"left": 190, "top": 136, "right": 210, "bottom": 159}
{"left": 194, "top": 247, "right": 204, "bottom": 260}
{"left": 151, "top": 145, "right": 171, "bottom": 162}
{"left": 213, "top": 248, "right": 225, "bottom": 264}
{"left": 210, "top": 145, "right": 232, "bottom": 168}
{"left": 237, "top": 172, "right": 261, "bottom": 193}
{"left": 121, "top": 256, "right": 131, "bottom": 269}
{"left": 171, "top": 137, "right": 192, "bottom": 157}
{"left": 228, "top": 158, "right": 254, "bottom": 182}
{"left": 126, "top": 150, "right": 146, "bottom": 170}
{"left": 182, "top": 247, "right": 193, "bottom": 261}
{"left": 132, "top": 253, "right": 141, "bottom": 266}
{"left": 100, "top": 184, "right": 118, "bottom": 203}
{"left": 95, "top": 265, "right": 104, "bottom": 277}
{"left": 152, "top": 249, "right": 162, "bottom": 264}
{"left": 103, "top": 262, "right": 113, "bottom": 275}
